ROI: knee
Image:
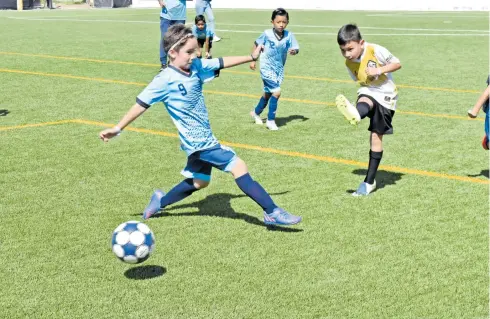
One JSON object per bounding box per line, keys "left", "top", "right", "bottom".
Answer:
{"left": 193, "top": 179, "right": 209, "bottom": 189}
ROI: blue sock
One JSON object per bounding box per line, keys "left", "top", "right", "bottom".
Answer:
{"left": 254, "top": 97, "right": 268, "bottom": 115}
{"left": 235, "top": 173, "right": 277, "bottom": 214}
{"left": 267, "top": 96, "right": 279, "bottom": 120}
{"left": 160, "top": 179, "right": 198, "bottom": 208}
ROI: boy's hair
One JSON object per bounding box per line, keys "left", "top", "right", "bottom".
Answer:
{"left": 337, "top": 24, "right": 362, "bottom": 45}
{"left": 163, "top": 24, "right": 195, "bottom": 53}
{"left": 271, "top": 7, "right": 289, "bottom": 21}
{"left": 195, "top": 14, "right": 206, "bottom": 24}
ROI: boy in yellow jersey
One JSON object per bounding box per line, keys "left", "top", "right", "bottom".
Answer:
{"left": 335, "top": 24, "right": 402, "bottom": 196}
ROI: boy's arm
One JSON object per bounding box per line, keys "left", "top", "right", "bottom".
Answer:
{"left": 99, "top": 103, "right": 147, "bottom": 142}
{"left": 249, "top": 42, "right": 258, "bottom": 70}
{"left": 158, "top": 0, "right": 165, "bottom": 7}
{"left": 205, "top": 37, "right": 210, "bottom": 57}
{"left": 288, "top": 33, "right": 299, "bottom": 55}
{"left": 468, "top": 85, "right": 490, "bottom": 118}
{"left": 367, "top": 44, "right": 401, "bottom": 77}
{"left": 224, "top": 45, "right": 264, "bottom": 69}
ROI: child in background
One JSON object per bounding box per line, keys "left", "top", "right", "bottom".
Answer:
{"left": 249, "top": 8, "right": 299, "bottom": 131}
{"left": 192, "top": 15, "right": 214, "bottom": 59}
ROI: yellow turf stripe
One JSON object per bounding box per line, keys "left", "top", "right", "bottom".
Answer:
{"left": 0, "top": 119, "right": 73, "bottom": 131}
{"left": 0, "top": 68, "right": 483, "bottom": 122}
{"left": 0, "top": 51, "right": 481, "bottom": 94}
{"left": 72, "top": 119, "right": 490, "bottom": 185}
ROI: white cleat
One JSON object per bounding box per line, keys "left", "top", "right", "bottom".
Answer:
{"left": 336, "top": 94, "right": 361, "bottom": 125}
{"left": 266, "top": 120, "right": 279, "bottom": 131}
{"left": 250, "top": 111, "right": 263, "bottom": 125}
{"left": 352, "top": 181, "right": 376, "bottom": 196}
{"left": 213, "top": 35, "right": 221, "bottom": 42}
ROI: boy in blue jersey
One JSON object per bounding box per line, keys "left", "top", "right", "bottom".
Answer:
{"left": 158, "top": 0, "right": 187, "bottom": 71}
{"left": 192, "top": 15, "right": 214, "bottom": 59}
{"left": 99, "top": 24, "right": 301, "bottom": 226}
{"left": 195, "top": 0, "right": 221, "bottom": 42}
{"left": 468, "top": 76, "right": 490, "bottom": 150}
{"left": 249, "top": 8, "right": 299, "bottom": 131}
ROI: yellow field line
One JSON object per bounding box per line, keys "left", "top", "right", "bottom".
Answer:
{"left": 73, "top": 119, "right": 489, "bottom": 185}
{"left": 0, "top": 119, "right": 73, "bottom": 131}
{"left": 1, "top": 118, "right": 487, "bottom": 184}
{"left": 0, "top": 51, "right": 481, "bottom": 94}
{"left": 0, "top": 68, "right": 483, "bottom": 122}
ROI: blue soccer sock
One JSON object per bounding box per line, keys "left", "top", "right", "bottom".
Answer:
{"left": 254, "top": 96, "right": 269, "bottom": 116}
{"left": 160, "top": 179, "right": 198, "bottom": 208}
{"left": 267, "top": 96, "right": 279, "bottom": 121}
{"left": 235, "top": 173, "right": 277, "bottom": 214}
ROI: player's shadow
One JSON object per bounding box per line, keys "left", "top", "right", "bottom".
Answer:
{"left": 346, "top": 169, "right": 404, "bottom": 194}
{"left": 468, "top": 169, "right": 489, "bottom": 178}
{"left": 275, "top": 115, "right": 309, "bottom": 128}
{"left": 140, "top": 192, "right": 302, "bottom": 232}
{"left": 0, "top": 109, "right": 9, "bottom": 116}
{"left": 124, "top": 265, "right": 167, "bottom": 280}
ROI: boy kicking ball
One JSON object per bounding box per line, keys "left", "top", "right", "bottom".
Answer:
{"left": 335, "top": 24, "right": 402, "bottom": 196}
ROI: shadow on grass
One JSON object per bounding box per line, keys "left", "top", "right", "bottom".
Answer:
{"left": 134, "top": 192, "right": 303, "bottom": 232}
{"left": 275, "top": 115, "right": 309, "bottom": 128}
{"left": 0, "top": 109, "right": 9, "bottom": 116}
{"left": 467, "top": 169, "right": 489, "bottom": 179}
{"left": 124, "top": 265, "right": 166, "bottom": 280}
{"left": 347, "top": 169, "right": 404, "bottom": 194}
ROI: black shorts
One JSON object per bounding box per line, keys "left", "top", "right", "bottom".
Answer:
{"left": 358, "top": 94, "right": 395, "bottom": 135}
{"left": 197, "top": 37, "right": 213, "bottom": 49}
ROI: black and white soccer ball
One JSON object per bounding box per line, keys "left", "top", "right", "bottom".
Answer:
{"left": 111, "top": 221, "right": 155, "bottom": 264}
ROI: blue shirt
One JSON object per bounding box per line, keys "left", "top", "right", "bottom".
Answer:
{"left": 255, "top": 29, "right": 299, "bottom": 81}
{"left": 136, "top": 58, "right": 224, "bottom": 155}
{"left": 160, "top": 0, "right": 186, "bottom": 21}
{"left": 192, "top": 25, "right": 214, "bottom": 40}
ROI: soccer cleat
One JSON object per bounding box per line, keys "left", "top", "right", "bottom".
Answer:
{"left": 264, "top": 207, "right": 302, "bottom": 226}
{"left": 159, "top": 64, "right": 167, "bottom": 72}
{"left": 482, "top": 136, "right": 489, "bottom": 150}
{"left": 213, "top": 35, "right": 221, "bottom": 42}
{"left": 142, "top": 189, "right": 165, "bottom": 220}
{"left": 352, "top": 181, "right": 376, "bottom": 197}
{"left": 336, "top": 94, "right": 361, "bottom": 125}
{"left": 250, "top": 111, "right": 263, "bottom": 125}
{"left": 266, "top": 120, "right": 279, "bottom": 131}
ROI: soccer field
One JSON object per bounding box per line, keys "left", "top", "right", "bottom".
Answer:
{"left": 0, "top": 8, "right": 488, "bottom": 319}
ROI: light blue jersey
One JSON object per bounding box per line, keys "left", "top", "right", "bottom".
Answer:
{"left": 136, "top": 58, "right": 224, "bottom": 155}
{"left": 192, "top": 25, "right": 214, "bottom": 40}
{"left": 255, "top": 29, "right": 299, "bottom": 92}
{"left": 160, "top": 0, "right": 186, "bottom": 21}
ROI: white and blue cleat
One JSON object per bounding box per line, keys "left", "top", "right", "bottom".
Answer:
{"left": 264, "top": 207, "right": 302, "bottom": 226}
{"left": 352, "top": 181, "right": 376, "bottom": 196}
{"left": 142, "top": 189, "right": 165, "bottom": 220}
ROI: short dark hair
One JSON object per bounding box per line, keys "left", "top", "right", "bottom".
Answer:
{"left": 337, "top": 24, "right": 362, "bottom": 45}
{"left": 163, "top": 24, "right": 195, "bottom": 53}
{"left": 271, "top": 7, "right": 289, "bottom": 21}
{"left": 195, "top": 14, "right": 206, "bottom": 24}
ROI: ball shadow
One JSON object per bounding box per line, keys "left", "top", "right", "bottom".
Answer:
{"left": 124, "top": 265, "right": 167, "bottom": 280}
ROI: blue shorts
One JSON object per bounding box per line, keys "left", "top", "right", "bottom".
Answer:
{"left": 262, "top": 77, "right": 281, "bottom": 94}
{"left": 485, "top": 110, "right": 489, "bottom": 139}
{"left": 181, "top": 144, "right": 237, "bottom": 182}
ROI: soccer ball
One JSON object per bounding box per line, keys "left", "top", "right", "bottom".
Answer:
{"left": 111, "top": 221, "right": 155, "bottom": 264}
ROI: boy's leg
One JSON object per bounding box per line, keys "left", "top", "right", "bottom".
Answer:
{"left": 203, "top": 2, "right": 216, "bottom": 35}
{"left": 336, "top": 95, "right": 362, "bottom": 125}
{"left": 159, "top": 18, "right": 171, "bottom": 66}
{"left": 251, "top": 92, "right": 271, "bottom": 124}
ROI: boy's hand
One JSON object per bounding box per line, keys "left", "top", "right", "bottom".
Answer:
{"left": 249, "top": 61, "right": 256, "bottom": 70}
{"left": 467, "top": 109, "right": 478, "bottom": 118}
{"left": 366, "top": 67, "right": 381, "bottom": 77}
{"left": 99, "top": 127, "right": 121, "bottom": 142}
{"left": 205, "top": 52, "right": 210, "bottom": 58}
{"left": 251, "top": 44, "right": 264, "bottom": 61}
{"left": 288, "top": 49, "right": 298, "bottom": 55}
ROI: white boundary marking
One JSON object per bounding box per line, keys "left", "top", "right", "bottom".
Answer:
{"left": 6, "top": 16, "right": 489, "bottom": 36}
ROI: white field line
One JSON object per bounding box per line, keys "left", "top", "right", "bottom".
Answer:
{"left": 6, "top": 17, "right": 489, "bottom": 36}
